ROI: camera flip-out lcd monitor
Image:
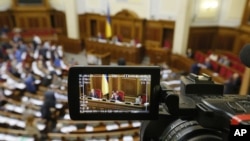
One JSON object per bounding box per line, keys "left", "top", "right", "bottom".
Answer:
{"left": 68, "top": 66, "right": 160, "bottom": 120}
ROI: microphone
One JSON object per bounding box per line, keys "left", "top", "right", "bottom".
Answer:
{"left": 239, "top": 44, "right": 250, "bottom": 68}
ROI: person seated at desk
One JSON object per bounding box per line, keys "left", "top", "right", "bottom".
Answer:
{"left": 190, "top": 57, "right": 212, "bottom": 75}
{"left": 111, "top": 90, "right": 122, "bottom": 101}
{"left": 135, "top": 96, "right": 142, "bottom": 105}
{"left": 89, "top": 88, "right": 98, "bottom": 98}
{"left": 224, "top": 72, "right": 242, "bottom": 94}
{"left": 117, "top": 58, "right": 126, "bottom": 65}
{"left": 24, "top": 71, "right": 37, "bottom": 94}
{"left": 218, "top": 55, "right": 230, "bottom": 66}
{"left": 97, "top": 32, "right": 104, "bottom": 39}
{"left": 186, "top": 48, "right": 194, "bottom": 59}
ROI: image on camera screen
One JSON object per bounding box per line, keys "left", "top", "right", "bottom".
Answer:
{"left": 78, "top": 73, "right": 151, "bottom": 114}
{"left": 68, "top": 66, "right": 160, "bottom": 120}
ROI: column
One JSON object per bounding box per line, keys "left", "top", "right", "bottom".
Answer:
{"left": 240, "top": 68, "right": 250, "bottom": 95}
{"left": 64, "top": 0, "right": 79, "bottom": 39}
{"left": 172, "top": 1, "right": 193, "bottom": 55}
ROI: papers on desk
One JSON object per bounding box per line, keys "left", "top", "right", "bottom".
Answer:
{"left": 4, "top": 89, "right": 12, "bottom": 96}
{"left": 0, "top": 115, "right": 25, "bottom": 128}
{"left": 14, "top": 106, "right": 24, "bottom": 113}
{"left": 60, "top": 125, "right": 77, "bottom": 133}
{"left": 213, "top": 72, "right": 219, "bottom": 76}
{"left": 136, "top": 43, "right": 142, "bottom": 48}
{"left": 34, "top": 111, "right": 41, "bottom": 117}
{"left": 0, "top": 134, "right": 34, "bottom": 141}
{"left": 173, "top": 87, "right": 181, "bottom": 91}
{"left": 123, "top": 135, "right": 134, "bottom": 141}
{"left": 16, "top": 120, "right": 25, "bottom": 128}
{"left": 29, "top": 98, "right": 43, "bottom": 106}
{"left": 5, "top": 104, "right": 15, "bottom": 111}
{"left": 0, "top": 116, "right": 8, "bottom": 123}
{"left": 55, "top": 92, "right": 68, "bottom": 101}
{"left": 108, "top": 138, "right": 119, "bottom": 141}
{"left": 37, "top": 124, "right": 45, "bottom": 131}
{"left": 164, "top": 69, "right": 172, "bottom": 73}
{"left": 34, "top": 79, "right": 41, "bottom": 85}
{"left": 106, "top": 124, "right": 119, "bottom": 131}
{"left": 85, "top": 125, "right": 94, "bottom": 132}
{"left": 115, "top": 100, "right": 123, "bottom": 104}
{"left": 7, "top": 118, "right": 18, "bottom": 126}
{"left": 161, "top": 80, "right": 181, "bottom": 86}
{"left": 132, "top": 121, "right": 141, "bottom": 127}
{"left": 5, "top": 77, "right": 26, "bottom": 89}
{"left": 120, "top": 122, "right": 129, "bottom": 128}
{"left": 56, "top": 103, "right": 63, "bottom": 109}
{"left": 115, "top": 42, "right": 123, "bottom": 46}
{"left": 90, "top": 97, "right": 100, "bottom": 101}
{"left": 60, "top": 86, "right": 66, "bottom": 90}
{"left": 21, "top": 96, "right": 29, "bottom": 102}
{"left": 98, "top": 39, "right": 107, "bottom": 43}
{"left": 15, "top": 83, "right": 26, "bottom": 89}
{"left": 64, "top": 114, "right": 70, "bottom": 120}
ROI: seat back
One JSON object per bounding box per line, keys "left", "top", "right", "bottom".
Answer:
{"left": 95, "top": 89, "right": 102, "bottom": 98}
{"left": 141, "top": 95, "right": 147, "bottom": 104}
{"left": 117, "top": 91, "right": 125, "bottom": 101}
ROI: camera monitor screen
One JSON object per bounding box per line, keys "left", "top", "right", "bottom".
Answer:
{"left": 68, "top": 66, "right": 160, "bottom": 120}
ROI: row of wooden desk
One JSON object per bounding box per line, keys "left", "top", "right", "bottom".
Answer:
{"left": 83, "top": 97, "right": 146, "bottom": 111}
{"left": 85, "top": 39, "right": 145, "bottom": 64}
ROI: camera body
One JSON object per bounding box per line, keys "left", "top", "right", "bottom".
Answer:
{"left": 140, "top": 73, "right": 250, "bottom": 141}
{"left": 67, "top": 66, "right": 250, "bottom": 140}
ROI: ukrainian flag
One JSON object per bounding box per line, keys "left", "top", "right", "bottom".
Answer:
{"left": 102, "top": 74, "right": 109, "bottom": 95}
{"left": 105, "top": 3, "right": 112, "bottom": 38}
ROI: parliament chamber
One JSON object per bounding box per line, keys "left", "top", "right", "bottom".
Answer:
{"left": 0, "top": 0, "right": 250, "bottom": 140}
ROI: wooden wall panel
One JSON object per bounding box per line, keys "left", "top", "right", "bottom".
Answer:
{"left": 112, "top": 9, "right": 144, "bottom": 42}
{"left": 84, "top": 13, "right": 106, "bottom": 38}
{"left": 144, "top": 20, "right": 175, "bottom": 49}
{"left": 52, "top": 10, "right": 66, "bottom": 35}
{"left": 233, "top": 33, "right": 250, "bottom": 55}
{"left": 57, "top": 35, "right": 83, "bottom": 53}
{"left": 214, "top": 27, "right": 238, "bottom": 51}
{"left": 188, "top": 27, "right": 217, "bottom": 52}
{"left": 188, "top": 27, "right": 240, "bottom": 55}
{"left": 110, "top": 77, "right": 119, "bottom": 91}
{"left": 99, "top": 20, "right": 106, "bottom": 36}
{"left": 79, "top": 14, "right": 87, "bottom": 39}
{"left": 13, "top": 10, "right": 51, "bottom": 29}
{"left": 91, "top": 74, "right": 102, "bottom": 90}
{"left": 120, "top": 78, "right": 138, "bottom": 97}
{"left": 145, "top": 21, "right": 162, "bottom": 42}
{"left": 0, "top": 11, "right": 14, "bottom": 29}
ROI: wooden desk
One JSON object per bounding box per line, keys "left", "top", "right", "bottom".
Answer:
{"left": 85, "top": 98, "right": 145, "bottom": 111}
{"left": 85, "top": 39, "right": 144, "bottom": 64}
{"left": 147, "top": 47, "right": 171, "bottom": 65}
{"left": 87, "top": 50, "right": 111, "bottom": 65}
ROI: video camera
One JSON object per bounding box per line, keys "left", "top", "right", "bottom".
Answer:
{"left": 141, "top": 73, "right": 250, "bottom": 141}
{"left": 67, "top": 66, "right": 250, "bottom": 141}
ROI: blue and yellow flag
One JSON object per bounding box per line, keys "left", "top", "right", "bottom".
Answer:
{"left": 102, "top": 74, "right": 109, "bottom": 95}
{"left": 105, "top": 3, "right": 112, "bottom": 38}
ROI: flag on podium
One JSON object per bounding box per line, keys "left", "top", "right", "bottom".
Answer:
{"left": 105, "top": 3, "right": 112, "bottom": 38}
{"left": 102, "top": 74, "right": 109, "bottom": 95}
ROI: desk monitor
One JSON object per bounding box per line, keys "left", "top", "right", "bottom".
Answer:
{"left": 68, "top": 66, "right": 160, "bottom": 120}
